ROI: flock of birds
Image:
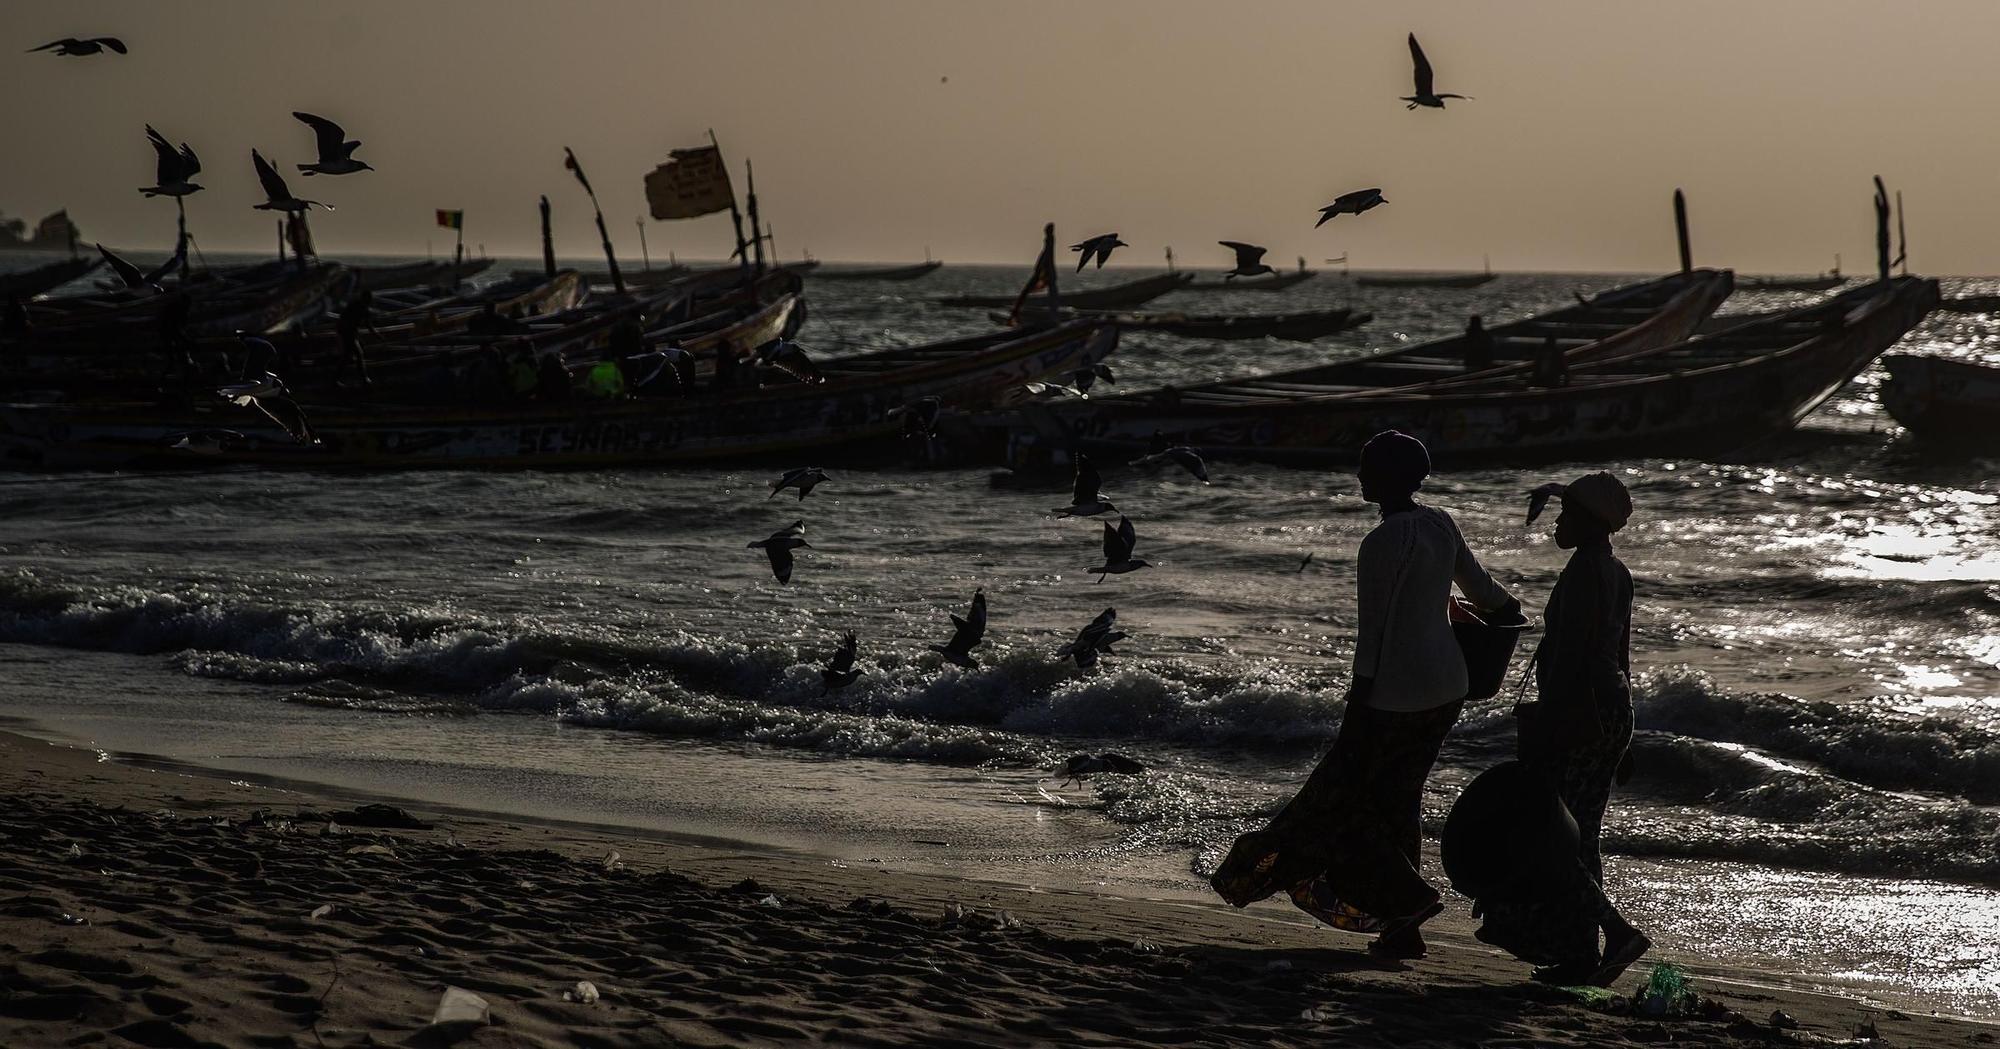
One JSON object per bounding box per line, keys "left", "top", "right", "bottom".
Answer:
{"left": 130, "top": 112, "right": 369, "bottom": 214}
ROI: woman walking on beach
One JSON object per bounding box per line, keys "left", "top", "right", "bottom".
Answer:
{"left": 1508, "top": 471, "right": 1651, "bottom": 982}
{"left": 1213, "top": 430, "right": 1517, "bottom": 959}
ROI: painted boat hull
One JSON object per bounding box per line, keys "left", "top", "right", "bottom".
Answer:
{"left": 1880, "top": 353, "right": 2000, "bottom": 446}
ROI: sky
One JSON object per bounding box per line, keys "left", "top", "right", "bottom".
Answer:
{"left": 5, "top": 0, "right": 2000, "bottom": 272}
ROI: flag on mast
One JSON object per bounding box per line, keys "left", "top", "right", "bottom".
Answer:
{"left": 644, "top": 146, "right": 735, "bottom": 220}
{"left": 435, "top": 209, "right": 464, "bottom": 230}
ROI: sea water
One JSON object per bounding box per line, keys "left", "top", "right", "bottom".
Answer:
{"left": 2, "top": 255, "right": 1996, "bottom": 1016}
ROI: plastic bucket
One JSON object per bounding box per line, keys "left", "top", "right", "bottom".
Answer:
{"left": 1451, "top": 598, "right": 1530, "bottom": 701}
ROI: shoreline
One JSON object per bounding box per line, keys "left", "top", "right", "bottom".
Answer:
{"left": 2, "top": 730, "right": 1991, "bottom": 1047}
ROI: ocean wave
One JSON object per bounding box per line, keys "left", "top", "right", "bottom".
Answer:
{"left": 1635, "top": 666, "right": 2000, "bottom": 803}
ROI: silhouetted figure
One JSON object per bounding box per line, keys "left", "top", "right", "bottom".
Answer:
{"left": 1220, "top": 241, "right": 1277, "bottom": 280}
{"left": 2, "top": 294, "right": 28, "bottom": 337}
{"left": 333, "top": 290, "right": 375, "bottom": 387}
{"left": 1532, "top": 335, "right": 1569, "bottom": 387}
{"left": 1514, "top": 471, "right": 1650, "bottom": 984}
{"left": 156, "top": 292, "right": 195, "bottom": 387}
{"left": 1402, "top": 33, "right": 1471, "bottom": 110}
{"left": 1462, "top": 314, "right": 1495, "bottom": 372}
{"left": 535, "top": 352, "right": 572, "bottom": 402}
{"left": 607, "top": 315, "right": 646, "bottom": 360}
{"left": 1213, "top": 430, "right": 1517, "bottom": 960}
{"left": 1442, "top": 760, "right": 1647, "bottom": 987}
{"left": 292, "top": 112, "right": 373, "bottom": 176}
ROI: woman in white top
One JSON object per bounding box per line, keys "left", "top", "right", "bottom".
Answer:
{"left": 1211, "top": 430, "right": 1516, "bottom": 959}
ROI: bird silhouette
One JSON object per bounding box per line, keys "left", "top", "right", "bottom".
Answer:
{"left": 929, "top": 588, "right": 987, "bottom": 668}
{"left": 1070, "top": 233, "right": 1128, "bottom": 272}
{"left": 755, "top": 339, "right": 825, "bottom": 384}
{"left": 215, "top": 373, "right": 317, "bottom": 445}
{"left": 251, "top": 150, "right": 331, "bottom": 213}
{"left": 821, "top": 631, "right": 861, "bottom": 692}
{"left": 770, "top": 466, "right": 828, "bottom": 500}
{"left": 1219, "top": 241, "right": 1276, "bottom": 280}
{"left": 747, "top": 520, "right": 811, "bottom": 583}
{"left": 1526, "top": 482, "right": 1568, "bottom": 525}
{"left": 1403, "top": 34, "right": 1471, "bottom": 110}
{"left": 1090, "top": 516, "right": 1152, "bottom": 582}
{"left": 292, "top": 112, "right": 372, "bottom": 176}
{"left": 94, "top": 243, "right": 176, "bottom": 293}
{"left": 1052, "top": 453, "right": 1117, "bottom": 517}
{"left": 139, "top": 126, "right": 202, "bottom": 198}
{"left": 1316, "top": 188, "right": 1385, "bottom": 227}
{"left": 1129, "top": 430, "right": 1208, "bottom": 483}
{"left": 160, "top": 429, "right": 246, "bottom": 456}
{"left": 1055, "top": 607, "right": 1125, "bottom": 669}
{"left": 1071, "top": 362, "right": 1115, "bottom": 394}
{"left": 28, "top": 37, "right": 125, "bottom": 56}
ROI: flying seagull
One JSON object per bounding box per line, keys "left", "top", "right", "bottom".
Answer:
{"left": 1129, "top": 431, "right": 1208, "bottom": 483}
{"left": 821, "top": 631, "right": 861, "bottom": 692}
{"left": 216, "top": 373, "right": 317, "bottom": 445}
{"left": 1316, "top": 188, "right": 1385, "bottom": 227}
{"left": 1023, "top": 380, "right": 1087, "bottom": 399}
{"left": 1220, "top": 241, "right": 1276, "bottom": 280}
{"left": 1071, "top": 362, "right": 1115, "bottom": 395}
{"left": 1070, "top": 233, "right": 1128, "bottom": 272}
{"left": 770, "top": 467, "right": 829, "bottom": 500}
{"left": 28, "top": 37, "right": 126, "bottom": 56}
{"left": 139, "top": 125, "right": 202, "bottom": 198}
{"left": 251, "top": 150, "right": 331, "bottom": 213}
{"left": 1052, "top": 453, "right": 1116, "bottom": 517}
{"left": 95, "top": 243, "right": 176, "bottom": 293}
{"left": 929, "top": 588, "right": 987, "bottom": 669}
{"left": 1403, "top": 34, "right": 1471, "bottom": 110}
{"left": 1090, "top": 515, "right": 1151, "bottom": 582}
{"left": 748, "top": 520, "right": 811, "bottom": 584}
{"left": 1055, "top": 607, "right": 1125, "bottom": 669}
{"left": 292, "top": 112, "right": 372, "bottom": 176}
{"left": 1526, "top": 482, "right": 1568, "bottom": 526}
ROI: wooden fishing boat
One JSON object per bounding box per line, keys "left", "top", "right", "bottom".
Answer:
{"left": 352, "top": 258, "right": 495, "bottom": 292}
{"left": 1879, "top": 354, "right": 2000, "bottom": 446}
{"left": 0, "top": 320, "right": 1118, "bottom": 470}
{"left": 812, "top": 260, "right": 944, "bottom": 282}
{"left": 1180, "top": 270, "right": 1318, "bottom": 293}
{"left": 1739, "top": 274, "right": 1846, "bottom": 292}
{"left": 995, "top": 306, "right": 1370, "bottom": 342}
{"left": 936, "top": 272, "right": 1194, "bottom": 311}
{"left": 0, "top": 257, "right": 100, "bottom": 299}
{"left": 991, "top": 275, "right": 1935, "bottom": 466}
{"left": 1354, "top": 270, "right": 1498, "bottom": 289}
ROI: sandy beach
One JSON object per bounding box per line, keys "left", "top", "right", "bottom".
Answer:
{"left": 1, "top": 730, "right": 1988, "bottom": 1049}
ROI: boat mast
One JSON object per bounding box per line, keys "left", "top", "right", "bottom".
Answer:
{"left": 744, "top": 159, "right": 767, "bottom": 274}
{"left": 562, "top": 146, "right": 625, "bottom": 295}
{"left": 539, "top": 195, "right": 555, "bottom": 279}
{"left": 708, "top": 129, "right": 752, "bottom": 272}
{"left": 636, "top": 217, "right": 651, "bottom": 272}
{"left": 1673, "top": 188, "right": 1692, "bottom": 274}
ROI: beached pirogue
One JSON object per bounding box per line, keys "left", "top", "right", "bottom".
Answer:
{"left": 982, "top": 271, "right": 1941, "bottom": 465}
{"left": 1879, "top": 353, "right": 2000, "bottom": 447}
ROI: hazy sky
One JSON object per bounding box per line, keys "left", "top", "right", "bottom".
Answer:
{"left": 6, "top": 1, "right": 2000, "bottom": 272}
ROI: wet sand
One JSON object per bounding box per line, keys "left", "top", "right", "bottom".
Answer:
{"left": 0, "top": 731, "right": 1987, "bottom": 1048}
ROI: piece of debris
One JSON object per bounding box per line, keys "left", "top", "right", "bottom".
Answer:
{"left": 563, "top": 981, "right": 600, "bottom": 1004}
{"left": 602, "top": 850, "right": 623, "bottom": 871}
{"left": 309, "top": 904, "right": 335, "bottom": 921}
{"left": 428, "top": 986, "right": 490, "bottom": 1030}
{"left": 346, "top": 844, "right": 395, "bottom": 857}
{"left": 1769, "top": 1009, "right": 1798, "bottom": 1030}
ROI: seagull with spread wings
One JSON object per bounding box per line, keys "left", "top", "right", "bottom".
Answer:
{"left": 1316, "top": 188, "right": 1385, "bottom": 227}
{"left": 138, "top": 126, "right": 202, "bottom": 198}
{"left": 929, "top": 588, "right": 988, "bottom": 669}
{"left": 1402, "top": 34, "right": 1471, "bottom": 110}
{"left": 1070, "top": 233, "right": 1129, "bottom": 272}
{"left": 1220, "top": 241, "right": 1276, "bottom": 280}
{"left": 292, "top": 112, "right": 373, "bottom": 176}
{"left": 747, "top": 520, "right": 811, "bottom": 584}
{"left": 251, "top": 150, "right": 331, "bottom": 213}
{"left": 28, "top": 37, "right": 125, "bottom": 56}
{"left": 1052, "top": 453, "right": 1117, "bottom": 517}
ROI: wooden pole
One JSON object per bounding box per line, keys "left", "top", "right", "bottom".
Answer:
{"left": 709, "top": 129, "right": 751, "bottom": 271}
{"left": 1043, "top": 222, "right": 1060, "bottom": 313}
{"left": 564, "top": 147, "right": 624, "bottom": 294}
{"left": 745, "top": 159, "right": 766, "bottom": 273}
{"left": 454, "top": 221, "right": 465, "bottom": 288}
{"left": 175, "top": 198, "right": 190, "bottom": 280}
{"left": 1873, "top": 177, "right": 1891, "bottom": 283}
{"left": 636, "top": 218, "right": 651, "bottom": 272}
{"left": 1673, "top": 189, "right": 1691, "bottom": 274}
{"left": 1165, "top": 246, "right": 1175, "bottom": 273}
{"left": 1895, "top": 191, "right": 1908, "bottom": 276}
{"left": 539, "top": 195, "right": 556, "bottom": 279}
{"left": 277, "top": 219, "right": 286, "bottom": 264}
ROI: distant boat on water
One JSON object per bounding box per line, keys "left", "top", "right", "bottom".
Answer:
{"left": 1355, "top": 257, "right": 1496, "bottom": 289}
{"left": 813, "top": 259, "right": 944, "bottom": 282}
{"left": 936, "top": 271, "right": 1193, "bottom": 311}
{"left": 1740, "top": 255, "right": 1846, "bottom": 291}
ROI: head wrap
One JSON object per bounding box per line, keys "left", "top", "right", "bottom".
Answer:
{"left": 1525, "top": 471, "right": 1632, "bottom": 531}
{"left": 1360, "top": 430, "right": 1430, "bottom": 490}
